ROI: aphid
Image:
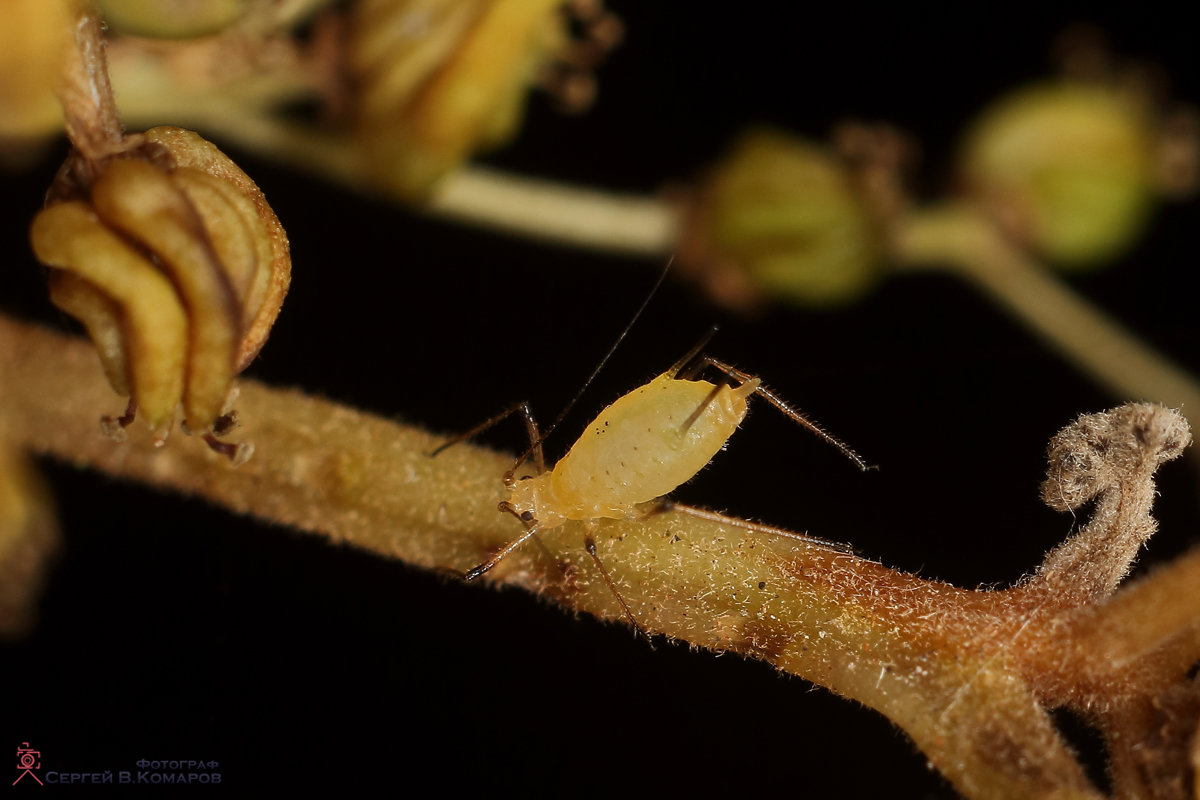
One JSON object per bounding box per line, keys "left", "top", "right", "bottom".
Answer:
{"left": 434, "top": 313, "right": 869, "bottom": 636}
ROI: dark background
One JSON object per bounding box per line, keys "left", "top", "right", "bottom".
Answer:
{"left": 3, "top": 2, "right": 1198, "bottom": 796}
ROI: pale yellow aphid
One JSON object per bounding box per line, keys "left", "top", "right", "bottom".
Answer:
{"left": 435, "top": 329, "right": 869, "bottom": 634}
{"left": 505, "top": 366, "right": 760, "bottom": 532}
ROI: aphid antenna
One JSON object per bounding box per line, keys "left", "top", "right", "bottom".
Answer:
{"left": 748, "top": 380, "right": 876, "bottom": 472}
{"left": 508, "top": 256, "right": 674, "bottom": 473}
{"left": 682, "top": 352, "right": 876, "bottom": 472}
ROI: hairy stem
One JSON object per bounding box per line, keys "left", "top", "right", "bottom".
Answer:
{"left": 1, "top": 313, "right": 1109, "bottom": 799}
{"left": 1057, "top": 548, "right": 1200, "bottom": 681}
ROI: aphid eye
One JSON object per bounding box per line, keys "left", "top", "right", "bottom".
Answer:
{"left": 520, "top": 511, "right": 535, "bottom": 522}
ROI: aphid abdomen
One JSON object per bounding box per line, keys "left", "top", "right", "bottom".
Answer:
{"left": 550, "top": 373, "right": 751, "bottom": 516}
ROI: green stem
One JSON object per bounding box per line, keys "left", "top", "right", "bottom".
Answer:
{"left": 894, "top": 204, "right": 1200, "bottom": 419}
{"left": 123, "top": 103, "right": 680, "bottom": 255}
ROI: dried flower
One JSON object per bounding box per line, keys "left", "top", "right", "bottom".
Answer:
{"left": 30, "top": 126, "right": 291, "bottom": 461}
{"left": 347, "top": 0, "right": 619, "bottom": 196}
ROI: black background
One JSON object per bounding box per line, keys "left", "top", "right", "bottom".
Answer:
{"left": 3, "top": 2, "right": 1198, "bottom": 797}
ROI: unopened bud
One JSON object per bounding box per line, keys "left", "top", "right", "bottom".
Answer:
{"left": 959, "top": 83, "right": 1156, "bottom": 268}
{"left": 681, "top": 129, "right": 884, "bottom": 309}
{"left": 348, "top": 0, "right": 616, "bottom": 197}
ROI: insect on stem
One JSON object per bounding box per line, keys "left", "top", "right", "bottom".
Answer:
{"left": 434, "top": 257, "right": 871, "bottom": 642}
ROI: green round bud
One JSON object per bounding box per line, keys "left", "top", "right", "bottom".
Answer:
{"left": 959, "top": 83, "right": 1156, "bottom": 269}
{"left": 696, "top": 129, "right": 883, "bottom": 307}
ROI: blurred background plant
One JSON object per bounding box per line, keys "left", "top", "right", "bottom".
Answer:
{"left": 2, "top": 2, "right": 1199, "bottom": 797}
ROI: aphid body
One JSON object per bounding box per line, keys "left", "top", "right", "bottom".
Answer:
{"left": 508, "top": 369, "right": 760, "bottom": 531}
{"left": 432, "top": 269, "right": 868, "bottom": 635}
{"left": 445, "top": 328, "right": 866, "bottom": 601}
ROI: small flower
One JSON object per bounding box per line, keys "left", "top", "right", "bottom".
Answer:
{"left": 30, "top": 127, "right": 291, "bottom": 462}
{"left": 347, "top": 0, "right": 619, "bottom": 197}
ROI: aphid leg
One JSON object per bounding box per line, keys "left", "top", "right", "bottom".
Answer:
{"left": 583, "top": 534, "right": 651, "bottom": 644}
{"left": 663, "top": 501, "right": 857, "bottom": 556}
{"left": 463, "top": 511, "right": 545, "bottom": 581}
{"left": 464, "top": 500, "right": 558, "bottom": 580}
{"left": 429, "top": 400, "right": 547, "bottom": 479}
{"left": 691, "top": 355, "right": 873, "bottom": 472}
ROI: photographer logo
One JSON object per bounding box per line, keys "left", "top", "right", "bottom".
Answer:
{"left": 14, "top": 742, "right": 43, "bottom": 786}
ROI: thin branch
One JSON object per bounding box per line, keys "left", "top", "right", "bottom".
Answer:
{"left": 113, "top": 99, "right": 1200, "bottom": 444}
{"left": 427, "top": 165, "right": 678, "bottom": 254}
{"left": 58, "top": 2, "right": 125, "bottom": 161}
{"left": 122, "top": 92, "right": 681, "bottom": 256}
{"left": 94, "top": 16, "right": 1200, "bottom": 445}
{"left": 894, "top": 204, "right": 1200, "bottom": 425}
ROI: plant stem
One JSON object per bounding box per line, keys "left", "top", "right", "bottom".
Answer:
{"left": 116, "top": 98, "right": 1200, "bottom": 436}
{"left": 894, "top": 204, "right": 1200, "bottom": 422}
{"left": 58, "top": 3, "right": 125, "bottom": 159}
{"left": 99, "top": 18, "right": 1200, "bottom": 438}
{"left": 122, "top": 90, "right": 682, "bottom": 256}
{"left": 427, "top": 166, "right": 678, "bottom": 254}
{"left": 0, "top": 313, "right": 1103, "bottom": 799}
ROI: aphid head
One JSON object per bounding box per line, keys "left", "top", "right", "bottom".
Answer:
{"left": 506, "top": 473, "right": 566, "bottom": 531}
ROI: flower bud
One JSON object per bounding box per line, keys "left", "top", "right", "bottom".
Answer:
{"left": 680, "top": 129, "right": 884, "bottom": 309}
{"left": 30, "top": 127, "right": 290, "bottom": 460}
{"left": 958, "top": 83, "right": 1156, "bottom": 268}
{"left": 347, "top": 0, "right": 616, "bottom": 197}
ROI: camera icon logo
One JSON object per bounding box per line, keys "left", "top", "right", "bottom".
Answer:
{"left": 13, "top": 743, "right": 43, "bottom": 786}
